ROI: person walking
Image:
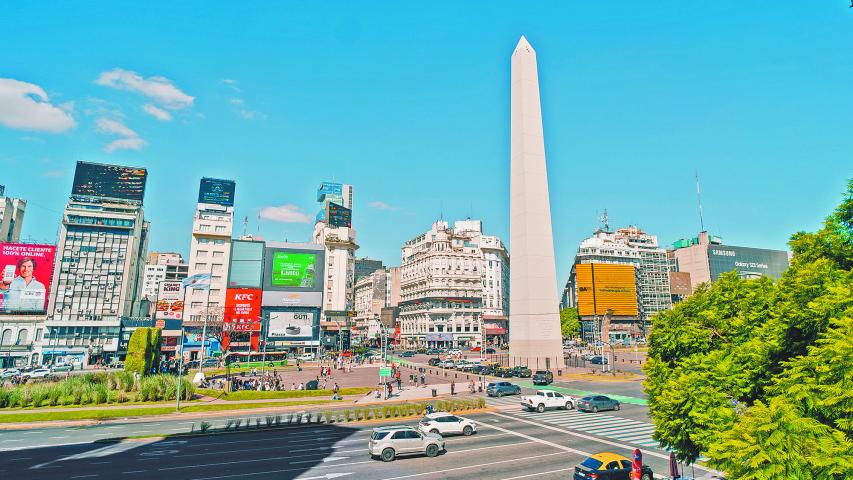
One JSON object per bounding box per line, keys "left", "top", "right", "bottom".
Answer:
{"left": 332, "top": 383, "right": 340, "bottom": 400}
{"left": 450, "top": 379, "right": 455, "bottom": 395}
{"left": 420, "top": 373, "right": 426, "bottom": 387}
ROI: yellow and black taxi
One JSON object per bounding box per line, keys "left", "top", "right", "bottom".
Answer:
{"left": 573, "top": 452, "right": 653, "bottom": 480}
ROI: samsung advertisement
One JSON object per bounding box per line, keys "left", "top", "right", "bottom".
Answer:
{"left": 71, "top": 161, "right": 147, "bottom": 204}
{"left": 708, "top": 245, "right": 789, "bottom": 281}
{"left": 198, "top": 177, "right": 236, "bottom": 206}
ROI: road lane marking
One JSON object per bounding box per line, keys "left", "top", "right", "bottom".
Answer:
{"left": 495, "top": 467, "right": 574, "bottom": 480}
{"left": 30, "top": 438, "right": 161, "bottom": 469}
{"left": 123, "top": 470, "right": 147, "bottom": 474}
{"left": 486, "top": 412, "right": 720, "bottom": 475}
{"left": 363, "top": 451, "right": 567, "bottom": 480}
{"left": 71, "top": 475, "right": 98, "bottom": 478}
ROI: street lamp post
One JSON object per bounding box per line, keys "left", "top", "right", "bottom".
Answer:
{"left": 175, "top": 324, "right": 185, "bottom": 412}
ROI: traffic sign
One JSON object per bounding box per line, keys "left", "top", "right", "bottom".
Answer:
{"left": 379, "top": 367, "right": 392, "bottom": 377}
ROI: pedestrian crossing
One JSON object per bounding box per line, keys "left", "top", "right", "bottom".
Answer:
{"left": 485, "top": 395, "right": 664, "bottom": 449}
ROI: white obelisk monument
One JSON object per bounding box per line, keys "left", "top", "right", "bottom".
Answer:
{"left": 508, "top": 36, "right": 564, "bottom": 370}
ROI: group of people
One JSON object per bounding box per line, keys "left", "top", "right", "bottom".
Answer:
{"left": 375, "top": 363, "right": 430, "bottom": 400}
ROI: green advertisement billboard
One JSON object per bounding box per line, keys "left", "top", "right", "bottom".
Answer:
{"left": 271, "top": 252, "right": 316, "bottom": 288}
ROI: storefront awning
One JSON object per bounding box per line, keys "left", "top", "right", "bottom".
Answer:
{"left": 485, "top": 327, "right": 507, "bottom": 335}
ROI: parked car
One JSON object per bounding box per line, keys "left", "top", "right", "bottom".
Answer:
{"left": 494, "top": 367, "right": 514, "bottom": 378}
{"left": 470, "top": 346, "right": 481, "bottom": 352}
{"left": 418, "top": 412, "right": 477, "bottom": 437}
{"left": 425, "top": 349, "right": 441, "bottom": 355}
{"left": 532, "top": 370, "right": 554, "bottom": 385}
{"left": 427, "top": 358, "right": 442, "bottom": 366}
{"left": 22, "top": 368, "right": 52, "bottom": 379}
{"left": 484, "top": 348, "right": 496, "bottom": 354}
{"left": 297, "top": 353, "right": 316, "bottom": 362}
{"left": 573, "top": 452, "right": 653, "bottom": 480}
{"left": 474, "top": 365, "right": 495, "bottom": 376}
{"left": 416, "top": 347, "right": 427, "bottom": 354}
{"left": 201, "top": 358, "right": 219, "bottom": 368}
{"left": 486, "top": 381, "right": 521, "bottom": 397}
{"left": 577, "top": 395, "right": 620, "bottom": 413}
{"left": 461, "top": 362, "right": 481, "bottom": 373}
{"left": 589, "top": 356, "right": 609, "bottom": 365}
{"left": 512, "top": 366, "right": 532, "bottom": 378}
{"left": 369, "top": 425, "right": 445, "bottom": 462}
{"left": 51, "top": 362, "right": 74, "bottom": 372}
{"left": 400, "top": 351, "right": 415, "bottom": 358}
{"left": 439, "top": 360, "right": 456, "bottom": 369}
{"left": 1, "top": 368, "right": 21, "bottom": 379}
{"left": 454, "top": 360, "right": 471, "bottom": 371}
{"left": 447, "top": 349, "right": 462, "bottom": 356}
{"left": 521, "top": 389, "right": 576, "bottom": 412}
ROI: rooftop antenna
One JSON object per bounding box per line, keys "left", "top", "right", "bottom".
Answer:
{"left": 599, "top": 208, "right": 610, "bottom": 232}
{"left": 696, "top": 171, "right": 705, "bottom": 232}
{"left": 440, "top": 200, "right": 444, "bottom": 221}
{"left": 256, "top": 211, "right": 261, "bottom": 233}
{"left": 242, "top": 215, "right": 248, "bottom": 237}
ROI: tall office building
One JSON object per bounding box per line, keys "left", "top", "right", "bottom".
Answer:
{"left": 312, "top": 182, "right": 358, "bottom": 340}
{"left": 398, "top": 219, "right": 509, "bottom": 349}
{"left": 0, "top": 186, "right": 27, "bottom": 243}
{"left": 185, "top": 178, "right": 236, "bottom": 325}
{"left": 563, "top": 225, "right": 671, "bottom": 340}
{"left": 354, "top": 257, "right": 383, "bottom": 281}
{"left": 45, "top": 161, "right": 150, "bottom": 366}
{"left": 352, "top": 268, "right": 387, "bottom": 343}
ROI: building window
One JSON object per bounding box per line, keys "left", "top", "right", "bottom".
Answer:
{"left": 198, "top": 238, "right": 210, "bottom": 244}
{"left": 212, "top": 251, "right": 224, "bottom": 258}
{"left": 195, "top": 263, "right": 207, "bottom": 270}
{"left": 197, "top": 250, "right": 208, "bottom": 257}
{"left": 199, "top": 224, "right": 211, "bottom": 232}
{"left": 213, "top": 239, "right": 225, "bottom": 245}
{"left": 215, "top": 225, "right": 226, "bottom": 233}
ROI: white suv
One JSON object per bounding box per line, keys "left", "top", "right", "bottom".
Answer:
{"left": 419, "top": 412, "right": 477, "bottom": 436}
{"left": 369, "top": 425, "right": 445, "bottom": 462}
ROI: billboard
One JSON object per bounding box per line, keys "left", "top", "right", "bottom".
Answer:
{"left": 267, "top": 310, "right": 319, "bottom": 340}
{"left": 228, "top": 240, "right": 264, "bottom": 288}
{"left": 155, "top": 281, "right": 184, "bottom": 320}
{"left": 575, "top": 263, "right": 638, "bottom": 317}
{"left": 317, "top": 182, "right": 343, "bottom": 202}
{"left": 224, "top": 288, "right": 262, "bottom": 332}
{"left": 71, "top": 161, "right": 147, "bottom": 204}
{"left": 708, "top": 245, "right": 789, "bottom": 281}
{"left": 198, "top": 178, "right": 236, "bottom": 207}
{"left": 0, "top": 243, "right": 56, "bottom": 313}
{"left": 327, "top": 202, "right": 352, "bottom": 228}
{"left": 270, "top": 251, "right": 316, "bottom": 288}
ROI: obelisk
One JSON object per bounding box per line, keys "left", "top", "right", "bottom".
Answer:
{"left": 508, "top": 36, "right": 564, "bottom": 369}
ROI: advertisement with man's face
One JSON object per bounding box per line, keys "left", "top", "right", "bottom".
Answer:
{"left": 0, "top": 243, "right": 56, "bottom": 313}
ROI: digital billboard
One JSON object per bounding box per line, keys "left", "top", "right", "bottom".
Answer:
{"left": 71, "top": 161, "right": 147, "bottom": 204}
{"left": 198, "top": 178, "right": 236, "bottom": 207}
{"left": 0, "top": 243, "right": 56, "bottom": 313}
{"left": 575, "top": 263, "right": 638, "bottom": 317}
{"left": 271, "top": 252, "right": 316, "bottom": 288}
{"left": 155, "top": 281, "right": 184, "bottom": 321}
{"left": 228, "top": 240, "right": 264, "bottom": 288}
{"left": 708, "top": 245, "right": 789, "bottom": 281}
{"left": 267, "top": 310, "right": 318, "bottom": 340}
{"left": 224, "top": 288, "right": 262, "bottom": 332}
{"left": 327, "top": 202, "right": 352, "bottom": 228}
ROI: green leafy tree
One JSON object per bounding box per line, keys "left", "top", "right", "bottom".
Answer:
{"left": 644, "top": 180, "right": 853, "bottom": 477}
{"left": 560, "top": 307, "right": 580, "bottom": 339}
{"left": 124, "top": 328, "right": 162, "bottom": 375}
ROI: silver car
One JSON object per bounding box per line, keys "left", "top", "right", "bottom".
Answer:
{"left": 368, "top": 425, "right": 445, "bottom": 462}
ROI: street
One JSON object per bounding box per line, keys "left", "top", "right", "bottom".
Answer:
{"left": 0, "top": 387, "right": 718, "bottom": 480}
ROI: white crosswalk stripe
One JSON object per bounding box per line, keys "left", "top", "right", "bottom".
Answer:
{"left": 485, "top": 394, "right": 663, "bottom": 450}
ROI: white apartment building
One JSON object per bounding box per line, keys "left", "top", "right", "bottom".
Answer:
{"left": 312, "top": 182, "right": 358, "bottom": 338}
{"left": 142, "top": 252, "right": 188, "bottom": 299}
{"left": 185, "top": 202, "right": 233, "bottom": 324}
{"left": 398, "top": 219, "right": 509, "bottom": 349}
{"left": 142, "top": 264, "right": 167, "bottom": 298}
{"left": 0, "top": 187, "right": 26, "bottom": 243}
{"left": 352, "top": 268, "right": 387, "bottom": 343}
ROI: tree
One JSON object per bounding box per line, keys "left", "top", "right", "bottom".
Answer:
{"left": 124, "top": 327, "right": 163, "bottom": 375}
{"left": 560, "top": 307, "right": 580, "bottom": 339}
{"left": 644, "top": 180, "right": 853, "bottom": 477}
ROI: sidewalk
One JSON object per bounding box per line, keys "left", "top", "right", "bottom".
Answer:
{"left": 356, "top": 382, "right": 481, "bottom": 403}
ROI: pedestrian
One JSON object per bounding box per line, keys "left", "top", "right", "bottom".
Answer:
{"left": 292, "top": 382, "right": 296, "bottom": 390}
{"left": 451, "top": 380, "right": 455, "bottom": 395}
{"left": 388, "top": 382, "right": 393, "bottom": 399}
{"left": 420, "top": 373, "right": 426, "bottom": 386}
{"left": 322, "top": 379, "right": 327, "bottom": 390}
{"left": 333, "top": 383, "right": 340, "bottom": 400}
{"left": 298, "top": 382, "right": 304, "bottom": 390}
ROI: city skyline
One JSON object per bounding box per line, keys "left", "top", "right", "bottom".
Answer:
{"left": 2, "top": 2, "right": 852, "bottom": 292}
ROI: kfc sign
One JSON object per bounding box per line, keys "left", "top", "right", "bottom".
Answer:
{"left": 224, "top": 288, "right": 262, "bottom": 332}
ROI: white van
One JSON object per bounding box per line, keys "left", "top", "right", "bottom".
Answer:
{"left": 297, "top": 353, "right": 316, "bottom": 362}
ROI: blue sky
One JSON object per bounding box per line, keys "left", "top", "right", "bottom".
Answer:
{"left": 1, "top": 1, "right": 851, "bottom": 291}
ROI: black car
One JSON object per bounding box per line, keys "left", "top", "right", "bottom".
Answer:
{"left": 589, "top": 356, "right": 609, "bottom": 365}
{"left": 427, "top": 358, "right": 442, "bottom": 366}
{"left": 494, "top": 367, "right": 514, "bottom": 378}
{"left": 473, "top": 365, "right": 494, "bottom": 376}
{"left": 400, "top": 351, "right": 416, "bottom": 358}
{"left": 512, "top": 366, "right": 532, "bottom": 378}
{"left": 484, "top": 348, "right": 496, "bottom": 354}
{"left": 532, "top": 370, "right": 554, "bottom": 385}
{"left": 426, "top": 349, "right": 441, "bottom": 355}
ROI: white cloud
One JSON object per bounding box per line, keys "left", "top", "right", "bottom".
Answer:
{"left": 95, "top": 68, "right": 194, "bottom": 109}
{"left": 369, "top": 201, "right": 401, "bottom": 211}
{"left": 96, "top": 117, "right": 145, "bottom": 153}
{"left": 220, "top": 79, "right": 241, "bottom": 93}
{"left": 0, "top": 78, "right": 76, "bottom": 132}
{"left": 43, "top": 169, "right": 66, "bottom": 177}
{"left": 143, "top": 103, "right": 172, "bottom": 121}
{"left": 259, "top": 204, "right": 312, "bottom": 223}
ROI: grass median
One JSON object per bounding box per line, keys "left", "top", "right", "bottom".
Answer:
{"left": 196, "top": 387, "right": 372, "bottom": 401}
{"left": 0, "top": 399, "right": 342, "bottom": 424}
